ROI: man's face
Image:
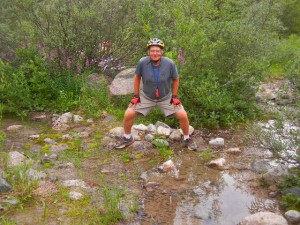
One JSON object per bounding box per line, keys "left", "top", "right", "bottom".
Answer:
{"left": 148, "top": 46, "right": 163, "bottom": 62}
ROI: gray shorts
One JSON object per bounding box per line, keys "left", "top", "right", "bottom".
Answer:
{"left": 129, "top": 91, "right": 184, "bottom": 117}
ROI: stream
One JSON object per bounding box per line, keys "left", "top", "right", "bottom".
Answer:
{"left": 0, "top": 114, "right": 285, "bottom": 225}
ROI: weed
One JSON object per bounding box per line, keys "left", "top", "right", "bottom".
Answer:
{"left": 157, "top": 145, "right": 174, "bottom": 160}
{"left": 101, "top": 185, "right": 125, "bottom": 222}
{"left": 199, "top": 149, "right": 213, "bottom": 161}
{"left": 4, "top": 162, "right": 38, "bottom": 204}
{"left": 120, "top": 152, "right": 131, "bottom": 163}
{"left": 40, "top": 144, "right": 51, "bottom": 155}
{"left": 0, "top": 217, "right": 17, "bottom": 225}
{"left": 281, "top": 193, "right": 300, "bottom": 211}
{"left": 59, "top": 138, "right": 91, "bottom": 167}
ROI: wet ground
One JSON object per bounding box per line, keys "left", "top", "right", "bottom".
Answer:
{"left": 0, "top": 115, "right": 284, "bottom": 225}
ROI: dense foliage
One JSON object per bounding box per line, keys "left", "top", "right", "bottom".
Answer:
{"left": 0, "top": 0, "right": 299, "bottom": 127}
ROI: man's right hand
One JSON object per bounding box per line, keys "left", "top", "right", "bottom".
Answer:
{"left": 130, "top": 94, "right": 140, "bottom": 105}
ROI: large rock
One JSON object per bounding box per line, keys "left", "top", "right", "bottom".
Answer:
{"left": 284, "top": 210, "right": 300, "bottom": 224}
{"left": 238, "top": 211, "right": 288, "bottom": 225}
{"left": 109, "top": 68, "right": 137, "bottom": 95}
{"left": 8, "top": 151, "right": 27, "bottom": 167}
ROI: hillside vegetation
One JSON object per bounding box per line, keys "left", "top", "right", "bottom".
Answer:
{"left": 0, "top": 0, "right": 299, "bottom": 128}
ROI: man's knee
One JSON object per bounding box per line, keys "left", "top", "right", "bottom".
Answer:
{"left": 124, "top": 108, "right": 137, "bottom": 120}
{"left": 175, "top": 109, "right": 188, "bottom": 120}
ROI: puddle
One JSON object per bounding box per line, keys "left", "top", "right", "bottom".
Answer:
{"left": 135, "top": 149, "right": 281, "bottom": 225}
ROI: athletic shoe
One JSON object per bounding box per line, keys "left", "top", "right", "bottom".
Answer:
{"left": 184, "top": 138, "right": 197, "bottom": 151}
{"left": 115, "top": 136, "right": 134, "bottom": 149}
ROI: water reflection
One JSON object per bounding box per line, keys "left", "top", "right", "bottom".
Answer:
{"left": 173, "top": 172, "right": 279, "bottom": 225}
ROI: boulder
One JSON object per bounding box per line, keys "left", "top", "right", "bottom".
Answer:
{"left": 109, "top": 68, "right": 137, "bottom": 95}
{"left": 238, "top": 212, "right": 288, "bottom": 225}
{"left": 284, "top": 210, "right": 300, "bottom": 224}
{"left": 8, "top": 151, "right": 27, "bottom": 167}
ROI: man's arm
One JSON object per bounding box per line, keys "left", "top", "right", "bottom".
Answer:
{"left": 133, "top": 74, "right": 142, "bottom": 96}
{"left": 172, "top": 77, "right": 179, "bottom": 96}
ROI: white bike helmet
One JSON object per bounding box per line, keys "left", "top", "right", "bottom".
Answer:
{"left": 147, "top": 38, "right": 165, "bottom": 49}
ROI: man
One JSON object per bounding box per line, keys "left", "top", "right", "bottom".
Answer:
{"left": 115, "top": 38, "right": 197, "bottom": 150}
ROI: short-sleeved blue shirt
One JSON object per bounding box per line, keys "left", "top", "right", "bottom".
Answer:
{"left": 135, "top": 56, "right": 179, "bottom": 100}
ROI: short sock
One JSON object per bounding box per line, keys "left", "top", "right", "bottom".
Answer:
{"left": 183, "top": 135, "right": 190, "bottom": 141}
{"left": 124, "top": 134, "right": 132, "bottom": 139}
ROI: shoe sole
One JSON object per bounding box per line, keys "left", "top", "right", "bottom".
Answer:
{"left": 188, "top": 146, "right": 197, "bottom": 151}
{"left": 115, "top": 141, "right": 134, "bottom": 149}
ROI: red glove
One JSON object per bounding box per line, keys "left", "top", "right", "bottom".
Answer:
{"left": 130, "top": 94, "right": 140, "bottom": 104}
{"left": 170, "top": 95, "right": 181, "bottom": 105}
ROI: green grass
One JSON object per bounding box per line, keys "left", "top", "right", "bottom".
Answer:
{"left": 199, "top": 149, "right": 213, "bottom": 161}
{"left": 0, "top": 217, "right": 17, "bottom": 225}
{"left": 4, "top": 162, "right": 38, "bottom": 205}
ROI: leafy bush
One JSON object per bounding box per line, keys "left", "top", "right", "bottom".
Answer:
{"left": 1, "top": 0, "right": 298, "bottom": 128}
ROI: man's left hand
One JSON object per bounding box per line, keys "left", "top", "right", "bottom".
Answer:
{"left": 170, "top": 95, "right": 181, "bottom": 105}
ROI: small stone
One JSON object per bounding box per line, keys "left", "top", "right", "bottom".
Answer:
{"left": 156, "top": 126, "right": 171, "bottom": 136}
{"left": 109, "top": 127, "right": 124, "bottom": 138}
{"left": 86, "top": 118, "right": 94, "bottom": 123}
{"left": 133, "top": 124, "right": 148, "bottom": 131}
{"left": 0, "top": 178, "right": 12, "bottom": 194}
{"left": 2, "top": 197, "right": 19, "bottom": 205}
{"left": 62, "top": 134, "right": 72, "bottom": 140}
{"left": 179, "top": 125, "right": 194, "bottom": 135}
{"left": 32, "top": 115, "right": 47, "bottom": 121}
{"left": 62, "top": 179, "right": 88, "bottom": 189}
{"left": 29, "top": 134, "right": 40, "bottom": 140}
{"left": 226, "top": 147, "right": 241, "bottom": 154}
{"left": 44, "top": 138, "right": 57, "bottom": 145}
{"left": 101, "top": 169, "right": 114, "bottom": 174}
{"left": 147, "top": 124, "right": 156, "bottom": 133}
{"left": 159, "top": 160, "right": 176, "bottom": 172}
{"left": 73, "top": 115, "right": 84, "bottom": 123}
{"left": 209, "top": 138, "right": 225, "bottom": 146}
{"left": 145, "top": 134, "right": 154, "bottom": 142}
{"left": 145, "top": 182, "right": 160, "bottom": 188}
{"left": 7, "top": 125, "right": 23, "bottom": 131}
{"left": 80, "top": 131, "right": 90, "bottom": 138}
{"left": 155, "top": 121, "right": 171, "bottom": 129}
{"left": 69, "top": 191, "right": 83, "bottom": 200}
{"left": 207, "top": 158, "right": 226, "bottom": 170}
{"left": 269, "top": 192, "right": 277, "bottom": 198}
{"left": 169, "top": 129, "right": 182, "bottom": 141}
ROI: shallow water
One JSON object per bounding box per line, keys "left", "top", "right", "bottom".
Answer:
{"left": 0, "top": 116, "right": 284, "bottom": 225}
